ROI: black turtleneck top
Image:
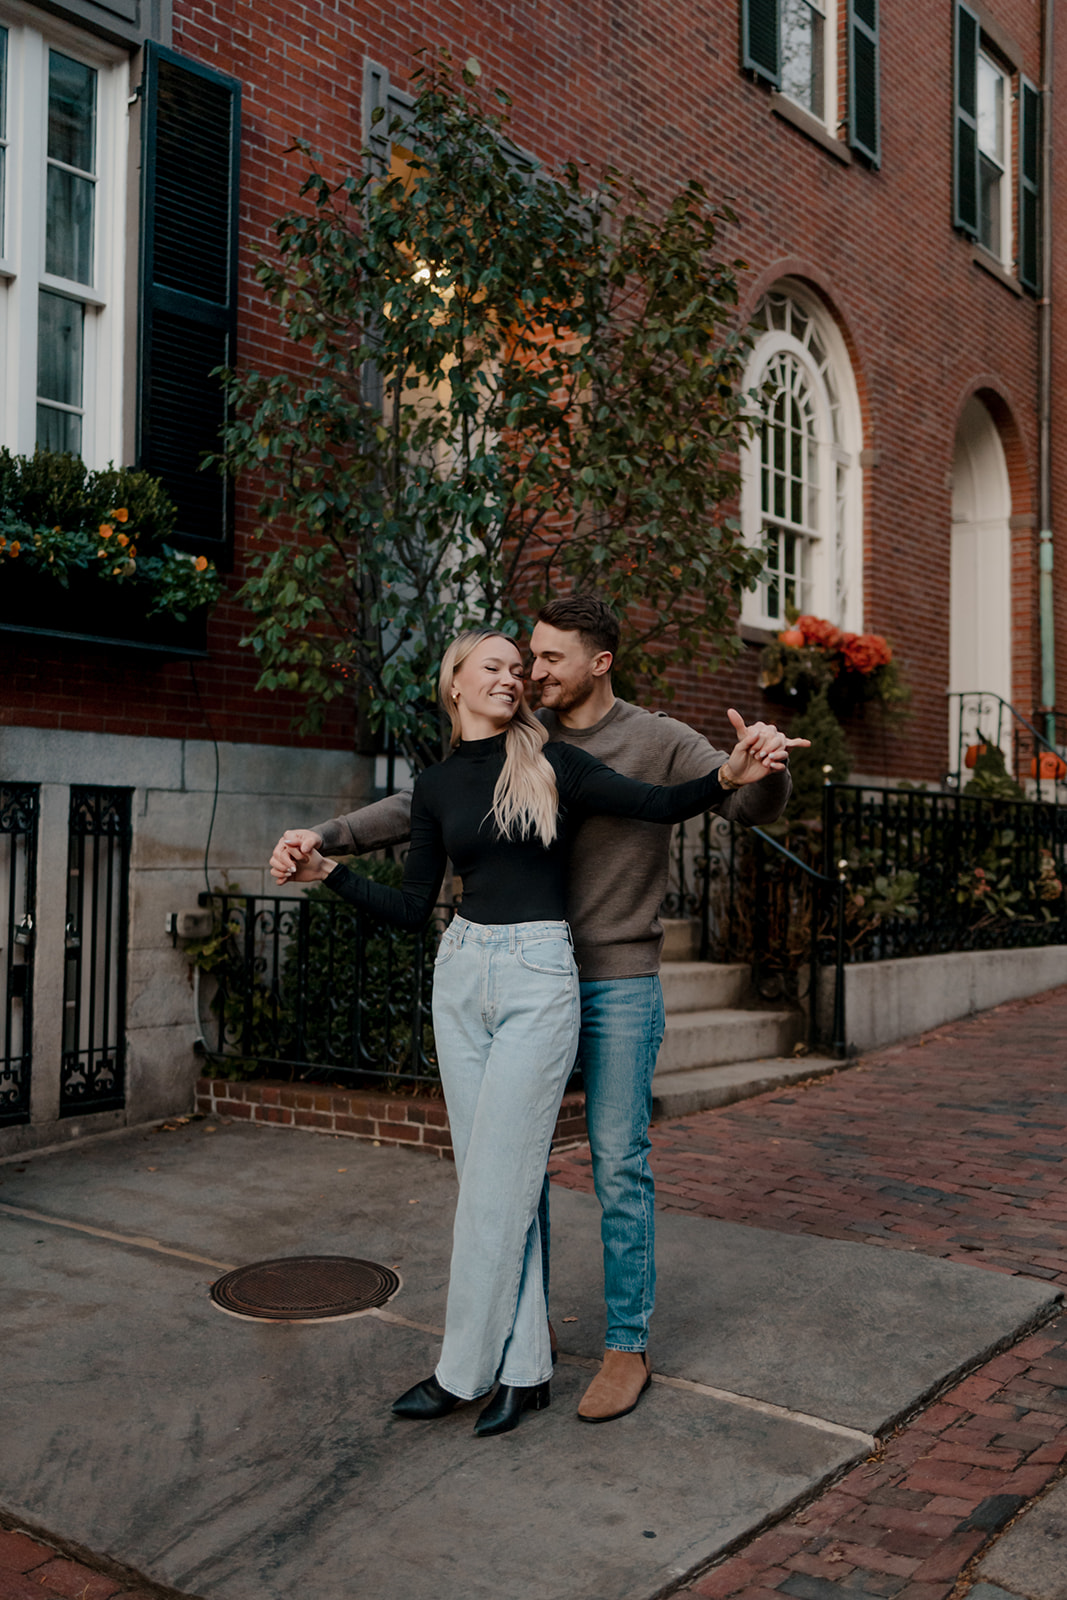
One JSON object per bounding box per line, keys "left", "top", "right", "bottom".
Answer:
{"left": 324, "top": 734, "right": 727, "bottom": 931}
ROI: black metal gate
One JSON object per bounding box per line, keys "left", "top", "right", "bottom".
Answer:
{"left": 60, "top": 787, "right": 132, "bottom": 1117}
{"left": 0, "top": 784, "right": 39, "bottom": 1126}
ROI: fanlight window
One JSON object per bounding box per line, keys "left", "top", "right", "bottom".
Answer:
{"left": 741, "top": 286, "right": 862, "bottom": 632}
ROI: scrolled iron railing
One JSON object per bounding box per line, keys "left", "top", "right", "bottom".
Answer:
{"left": 949, "top": 690, "right": 1067, "bottom": 801}
{"left": 196, "top": 887, "right": 453, "bottom": 1091}
{"left": 665, "top": 809, "right": 850, "bottom": 1058}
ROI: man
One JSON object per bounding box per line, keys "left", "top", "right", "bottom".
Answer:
{"left": 270, "top": 595, "right": 793, "bottom": 1421}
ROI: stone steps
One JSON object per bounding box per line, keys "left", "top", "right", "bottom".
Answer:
{"left": 654, "top": 923, "right": 810, "bottom": 1115}
{"left": 657, "top": 1005, "right": 804, "bottom": 1074}
{"left": 659, "top": 960, "right": 750, "bottom": 1014}
{"left": 652, "top": 1055, "right": 840, "bottom": 1119}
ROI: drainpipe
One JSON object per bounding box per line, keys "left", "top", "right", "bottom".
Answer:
{"left": 1038, "top": 0, "right": 1057, "bottom": 746}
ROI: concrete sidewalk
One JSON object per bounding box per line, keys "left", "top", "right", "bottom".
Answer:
{"left": 0, "top": 1100, "right": 1059, "bottom": 1600}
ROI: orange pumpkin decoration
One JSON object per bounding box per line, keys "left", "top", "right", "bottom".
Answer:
{"left": 964, "top": 743, "right": 987, "bottom": 769}
{"left": 1030, "top": 752, "right": 1067, "bottom": 781}
{"left": 779, "top": 628, "right": 805, "bottom": 649}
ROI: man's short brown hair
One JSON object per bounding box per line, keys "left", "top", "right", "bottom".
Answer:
{"left": 536, "top": 594, "right": 620, "bottom": 660}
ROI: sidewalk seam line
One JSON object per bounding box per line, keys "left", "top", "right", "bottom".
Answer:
{"left": 0, "top": 1201, "right": 236, "bottom": 1271}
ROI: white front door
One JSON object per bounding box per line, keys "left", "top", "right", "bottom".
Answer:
{"left": 950, "top": 396, "right": 1013, "bottom": 768}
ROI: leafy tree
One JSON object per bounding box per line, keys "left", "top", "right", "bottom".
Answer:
{"left": 219, "top": 50, "right": 762, "bottom": 767}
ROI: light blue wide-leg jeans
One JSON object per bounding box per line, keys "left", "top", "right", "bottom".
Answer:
{"left": 431, "top": 916, "right": 580, "bottom": 1401}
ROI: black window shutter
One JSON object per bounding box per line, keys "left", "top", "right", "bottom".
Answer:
{"left": 953, "top": 2, "right": 980, "bottom": 237}
{"left": 138, "top": 43, "right": 241, "bottom": 560}
{"left": 741, "top": 0, "right": 780, "bottom": 88}
{"left": 847, "top": 0, "right": 880, "bottom": 166}
{"left": 1019, "top": 77, "right": 1041, "bottom": 292}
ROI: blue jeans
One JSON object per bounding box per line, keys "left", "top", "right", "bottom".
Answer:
{"left": 541, "top": 975, "right": 665, "bottom": 1353}
{"left": 431, "top": 916, "right": 580, "bottom": 1400}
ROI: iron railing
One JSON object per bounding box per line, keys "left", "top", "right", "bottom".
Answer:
{"left": 824, "top": 782, "right": 1067, "bottom": 960}
{"left": 197, "top": 888, "right": 452, "bottom": 1090}
{"left": 665, "top": 810, "right": 849, "bottom": 1056}
{"left": 950, "top": 690, "right": 1067, "bottom": 801}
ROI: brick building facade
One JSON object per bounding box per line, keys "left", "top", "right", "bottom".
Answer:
{"left": 1, "top": 0, "right": 1064, "bottom": 1149}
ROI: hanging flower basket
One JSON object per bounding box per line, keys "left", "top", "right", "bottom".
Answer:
{"left": 759, "top": 614, "right": 909, "bottom": 720}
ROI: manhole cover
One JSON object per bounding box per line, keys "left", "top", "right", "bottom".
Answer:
{"left": 209, "top": 1256, "right": 402, "bottom": 1323}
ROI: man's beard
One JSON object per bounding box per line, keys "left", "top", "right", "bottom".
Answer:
{"left": 540, "top": 671, "right": 598, "bottom": 714}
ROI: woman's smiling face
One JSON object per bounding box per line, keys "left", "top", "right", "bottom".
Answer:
{"left": 451, "top": 635, "right": 526, "bottom": 734}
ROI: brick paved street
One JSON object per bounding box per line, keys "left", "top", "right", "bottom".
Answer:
{"left": 0, "top": 1524, "right": 165, "bottom": 1600}
{"left": 549, "top": 984, "right": 1067, "bottom": 1600}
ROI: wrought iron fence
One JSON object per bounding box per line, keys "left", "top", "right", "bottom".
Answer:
{"left": 196, "top": 887, "right": 452, "bottom": 1090}
{"left": 674, "top": 783, "right": 1067, "bottom": 997}
{"left": 201, "top": 781, "right": 1065, "bottom": 1085}
{"left": 824, "top": 783, "right": 1067, "bottom": 960}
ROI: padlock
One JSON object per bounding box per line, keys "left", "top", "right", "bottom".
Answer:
{"left": 14, "top": 913, "right": 33, "bottom": 948}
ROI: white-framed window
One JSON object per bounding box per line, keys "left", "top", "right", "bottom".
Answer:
{"left": 740, "top": 282, "right": 863, "bottom": 632}
{"left": 780, "top": 0, "right": 835, "bottom": 123}
{"left": 0, "top": 5, "right": 128, "bottom": 464}
{"left": 976, "top": 49, "right": 1010, "bottom": 264}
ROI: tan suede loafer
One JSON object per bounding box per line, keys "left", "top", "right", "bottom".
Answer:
{"left": 577, "top": 1349, "right": 652, "bottom": 1423}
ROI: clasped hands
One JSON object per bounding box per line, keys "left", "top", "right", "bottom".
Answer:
{"left": 718, "top": 708, "right": 810, "bottom": 788}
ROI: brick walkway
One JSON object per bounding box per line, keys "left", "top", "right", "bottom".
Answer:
{"left": 0, "top": 1525, "right": 164, "bottom": 1600}
{"left": 549, "top": 983, "right": 1067, "bottom": 1600}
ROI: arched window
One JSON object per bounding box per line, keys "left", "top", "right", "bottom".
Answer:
{"left": 740, "top": 283, "right": 863, "bottom": 631}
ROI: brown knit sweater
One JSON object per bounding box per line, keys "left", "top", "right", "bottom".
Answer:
{"left": 314, "top": 698, "right": 790, "bottom": 981}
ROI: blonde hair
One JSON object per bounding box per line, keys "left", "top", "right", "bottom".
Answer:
{"left": 439, "top": 630, "right": 559, "bottom": 847}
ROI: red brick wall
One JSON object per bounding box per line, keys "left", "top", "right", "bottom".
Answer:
{"left": 6, "top": 0, "right": 1061, "bottom": 780}
{"left": 195, "top": 1076, "right": 588, "bottom": 1160}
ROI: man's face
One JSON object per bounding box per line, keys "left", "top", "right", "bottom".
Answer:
{"left": 529, "top": 622, "right": 605, "bottom": 713}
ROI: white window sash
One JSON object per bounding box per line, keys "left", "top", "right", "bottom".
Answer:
{"left": 0, "top": 6, "right": 127, "bottom": 464}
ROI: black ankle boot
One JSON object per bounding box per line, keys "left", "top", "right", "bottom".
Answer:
{"left": 473, "top": 1380, "right": 551, "bottom": 1437}
{"left": 392, "top": 1374, "right": 460, "bottom": 1420}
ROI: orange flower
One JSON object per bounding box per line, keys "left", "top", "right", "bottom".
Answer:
{"left": 53, "top": 524, "right": 62, "bottom": 533}
{"left": 841, "top": 632, "right": 893, "bottom": 675}
{"left": 0, "top": 537, "right": 6, "bottom": 551}
{"left": 10, "top": 541, "right": 20, "bottom": 557}
{"left": 99, "top": 523, "right": 113, "bottom": 539}
{"left": 116, "top": 533, "right": 129, "bottom": 547}
{"left": 129, "top": 544, "right": 137, "bottom": 557}
{"left": 113, "top": 507, "right": 129, "bottom": 523}
{"left": 797, "top": 615, "right": 843, "bottom": 652}
{"left": 195, "top": 555, "right": 209, "bottom": 572}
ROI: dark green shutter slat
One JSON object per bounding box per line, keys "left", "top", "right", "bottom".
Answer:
{"left": 847, "top": 0, "right": 880, "bottom": 166}
{"left": 1019, "top": 77, "right": 1041, "bottom": 293}
{"left": 138, "top": 43, "right": 240, "bottom": 558}
{"left": 741, "top": 0, "right": 780, "bottom": 88}
{"left": 953, "top": 2, "right": 980, "bottom": 237}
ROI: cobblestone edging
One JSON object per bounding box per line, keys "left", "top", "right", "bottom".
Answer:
{"left": 195, "top": 1076, "right": 587, "bottom": 1159}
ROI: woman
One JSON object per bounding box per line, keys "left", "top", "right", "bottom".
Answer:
{"left": 284, "top": 629, "right": 804, "bottom": 1436}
